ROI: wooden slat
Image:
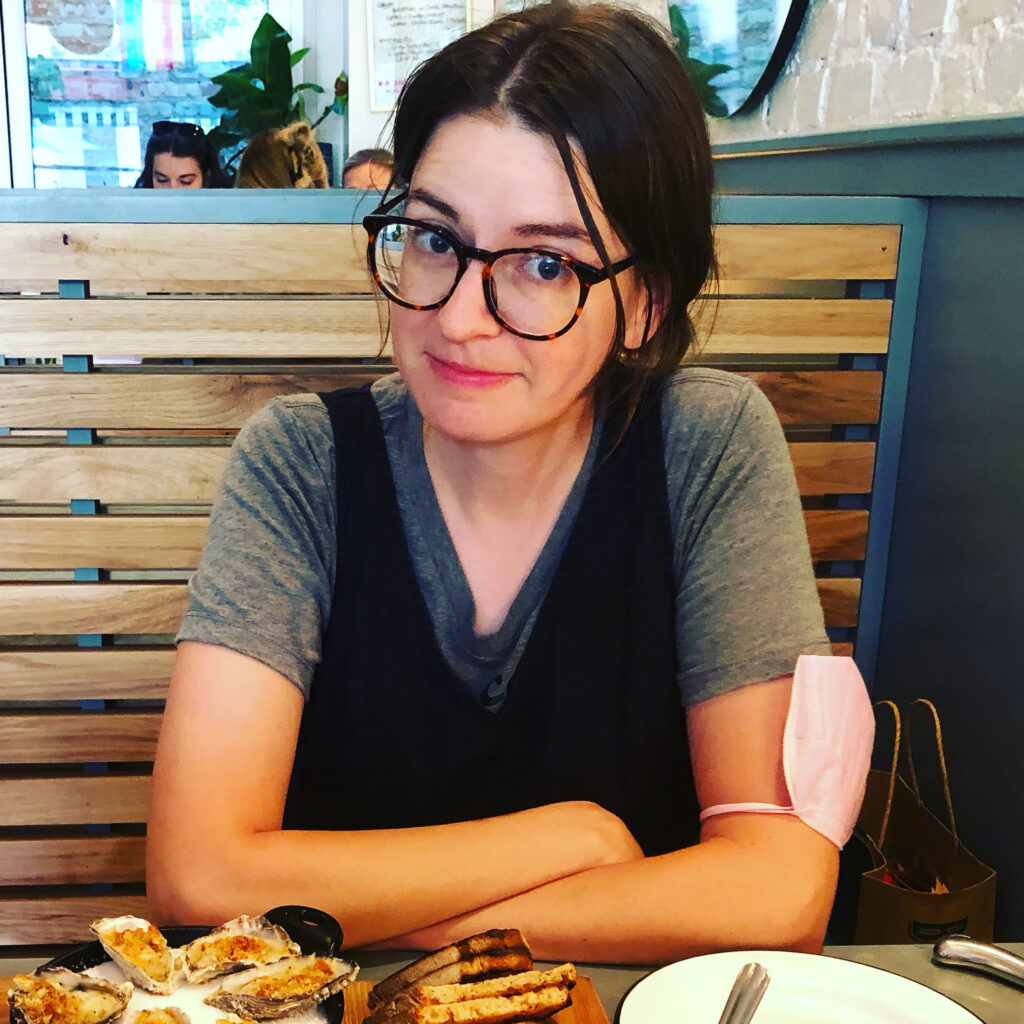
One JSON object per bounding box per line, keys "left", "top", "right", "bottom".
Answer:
{"left": 0, "top": 368, "right": 881, "bottom": 430}
{"left": 0, "top": 508, "right": 871, "bottom": 571}
{"left": 1, "top": 835, "right": 146, "bottom": 885}
{"left": 701, "top": 299, "right": 891, "bottom": 356}
{"left": 0, "top": 649, "right": 174, "bottom": 700}
{"left": 0, "top": 775, "right": 150, "bottom": 826}
{"left": 0, "top": 222, "right": 899, "bottom": 289}
{"left": 0, "top": 447, "right": 229, "bottom": 504}
{"left": 817, "top": 578, "right": 862, "bottom": 627}
{"left": 0, "top": 583, "right": 187, "bottom": 635}
{"left": 0, "top": 516, "right": 207, "bottom": 569}
{"left": 0, "top": 297, "right": 386, "bottom": 359}
{"left": 790, "top": 442, "right": 875, "bottom": 494}
{"left": 716, "top": 223, "right": 900, "bottom": 280}
{"left": 0, "top": 296, "right": 889, "bottom": 359}
{"left": 0, "top": 712, "right": 161, "bottom": 764}
{"left": 831, "top": 642, "right": 855, "bottom": 657}
{"left": 804, "top": 509, "right": 869, "bottom": 561}
{"left": 742, "top": 371, "right": 883, "bottom": 425}
{"left": 0, "top": 371, "right": 389, "bottom": 429}
{"left": 0, "top": 223, "right": 370, "bottom": 291}
{"left": 0, "top": 894, "right": 150, "bottom": 946}
{"left": 0, "top": 442, "right": 871, "bottom": 504}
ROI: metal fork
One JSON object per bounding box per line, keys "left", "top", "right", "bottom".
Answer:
{"left": 716, "top": 961, "right": 770, "bottom": 1024}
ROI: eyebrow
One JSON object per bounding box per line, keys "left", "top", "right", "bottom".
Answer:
{"left": 407, "top": 187, "right": 594, "bottom": 245}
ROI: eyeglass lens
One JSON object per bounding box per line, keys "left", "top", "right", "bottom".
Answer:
{"left": 374, "top": 222, "right": 583, "bottom": 337}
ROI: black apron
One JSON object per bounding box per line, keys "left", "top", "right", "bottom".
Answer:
{"left": 284, "top": 385, "right": 699, "bottom": 856}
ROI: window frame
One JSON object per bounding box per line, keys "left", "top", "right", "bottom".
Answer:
{"left": 1, "top": 0, "right": 301, "bottom": 189}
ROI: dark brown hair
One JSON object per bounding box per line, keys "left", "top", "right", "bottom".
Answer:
{"left": 134, "top": 122, "right": 232, "bottom": 188}
{"left": 388, "top": 0, "right": 717, "bottom": 421}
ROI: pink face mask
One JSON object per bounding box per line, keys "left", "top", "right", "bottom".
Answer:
{"left": 698, "top": 655, "right": 875, "bottom": 849}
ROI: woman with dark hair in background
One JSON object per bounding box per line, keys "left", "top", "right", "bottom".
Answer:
{"left": 134, "top": 121, "right": 233, "bottom": 188}
{"left": 147, "top": 0, "right": 871, "bottom": 962}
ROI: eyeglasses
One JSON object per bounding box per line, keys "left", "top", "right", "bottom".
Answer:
{"left": 152, "top": 121, "right": 205, "bottom": 138}
{"left": 363, "top": 192, "right": 636, "bottom": 340}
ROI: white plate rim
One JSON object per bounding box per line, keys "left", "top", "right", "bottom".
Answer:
{"left": 618, "top": 949, "right": 985, "bottom": 1024}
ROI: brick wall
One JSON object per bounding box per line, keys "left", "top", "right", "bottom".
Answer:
{"left": 711, "top": 0, "right": 1024, "bottom": 143}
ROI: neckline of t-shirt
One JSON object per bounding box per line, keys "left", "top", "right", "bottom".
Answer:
{"left": 381, "top": 377, "right": 605, "bottom": 653}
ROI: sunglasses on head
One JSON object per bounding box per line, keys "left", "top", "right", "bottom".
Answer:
{"left": 152, "top": 121, "right": 205, "bottom": 138}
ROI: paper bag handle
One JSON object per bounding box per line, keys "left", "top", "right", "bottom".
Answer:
{"left": 905, "top": 697, "right": 959, "bottom": 845}
{"left": 872, "top": 699, "right": 901, "bottom": 849}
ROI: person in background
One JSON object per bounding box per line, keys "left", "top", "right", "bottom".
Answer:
{"left": 235, "top": 122, "right": 329, "bottom": 188}
{"left": 342, "top": 147, "right": 395, "bottom": 189}
{"left": 134, "top": 121, "right": 232, "bottom": 189}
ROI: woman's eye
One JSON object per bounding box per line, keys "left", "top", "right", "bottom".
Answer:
{"left": 409, "top": 227, "right": 452, "bottom": 256}
{"left": 524, "top": 254, "right": 570, "bottom": 283}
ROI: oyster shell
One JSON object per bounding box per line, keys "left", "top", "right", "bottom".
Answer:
{"left": 8, "top": 968, "right": 132, "bottom": 1024}
{"left": 132, "top": 1011, "right": 191, "bottom": 1024}
{"left": 204, "top": 954, "right": 358, "bottom": 1020}
{"left": 90, "top": 915, "right": 177, "bottom": 995}
{"left": 180, "top": 915, "right": 301, "bottom": 985}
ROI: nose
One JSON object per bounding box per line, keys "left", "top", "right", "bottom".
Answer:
{"left": 436, "top": 259, "right": 502, "bottom": 343}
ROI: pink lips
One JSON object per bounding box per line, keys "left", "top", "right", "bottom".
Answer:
{"left": 427, "top": 353, "right": 516, "bottom": 388}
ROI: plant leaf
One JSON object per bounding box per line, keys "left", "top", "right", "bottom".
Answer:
{"left": 294, "top": 82, "right": 325, "bottom": 93}
{"left": 250, "top": 12, "right": 290, "bottom": 81}
{"left": 669, "top": 4, "right": 689, "bottom": 56}
{"left": 290, "top": 47, "right": 310, "bottom": 67}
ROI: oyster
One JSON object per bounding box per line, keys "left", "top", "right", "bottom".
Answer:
{"left": 8, "top": 968, "right": 132, "bottom": 1024}
{"left": 132, "top": 1011, "right": 191, "bottom": 1024}
{"left": 205, "top": 954, "right": 358, "bottom": 1020}
{"left": 90, "top": 915, "right": 177, "bottom": 995}
{"left": 181, "top": 914, "right": 301, "bottom": 984}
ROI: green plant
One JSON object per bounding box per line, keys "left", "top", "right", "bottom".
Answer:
{"left": 668, "top": 4, "right": 732, "bottom": 118}
{"left": 206, "top": 13, "right": 348, "bottom": 166}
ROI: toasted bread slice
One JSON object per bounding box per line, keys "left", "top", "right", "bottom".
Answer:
{"left": 369, "top": 930, "right": 531, "bottom": 1009}
{"left": 381, "top": 984, "right": 574, "bottom": 1024}
{"left": 411, "top": 964, "right": 576, "bottom": 1007}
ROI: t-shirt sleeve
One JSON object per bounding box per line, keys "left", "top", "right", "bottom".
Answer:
{"left": 176, "top": 394, "right": 336, "bottom": 698}
{"left": 662, "top": 370, "right": 832, "bottom": 706}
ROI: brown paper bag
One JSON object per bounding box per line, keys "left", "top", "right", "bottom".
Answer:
{"left": 853, "top": 699, "right": 996, "bottom": 944}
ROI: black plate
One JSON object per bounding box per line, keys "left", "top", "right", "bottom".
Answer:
{"left": 37, "top": 904, "right": 348, "bottom": 1023}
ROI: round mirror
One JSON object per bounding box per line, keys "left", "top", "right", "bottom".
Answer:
{"left": 669, "top": 1, "right": 810, "bottom": 117}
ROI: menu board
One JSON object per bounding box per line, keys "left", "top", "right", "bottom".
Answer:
{"left": 368, "top": 0, "right": 471, "bottom": 111}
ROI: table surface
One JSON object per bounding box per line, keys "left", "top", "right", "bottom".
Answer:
{"left": 3, "top": 943, "right": 1024, "bottom": 1023}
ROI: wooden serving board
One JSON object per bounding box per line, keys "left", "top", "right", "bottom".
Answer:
{"left": 0, "top": 976, "right": 609, "bottom": 1024}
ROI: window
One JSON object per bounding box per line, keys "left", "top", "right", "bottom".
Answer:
{"left": 10, "top": 0, "right": 277, "bottom": 187}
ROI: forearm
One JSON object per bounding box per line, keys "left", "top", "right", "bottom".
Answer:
{"left": 382, "top": 816, "right": 838, "bottom": 964}
{"left": 146, "top": 799, "right": 641, "bottom": 948}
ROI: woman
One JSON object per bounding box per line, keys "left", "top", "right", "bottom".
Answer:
{"left": 134, "top": 121, "right": 232, "bottom": 188}
{"left": 148, "top": 0, "right": 864, "bottom": 962}
{"left": 342, "top": 146, "right": 395, "bottom": 189}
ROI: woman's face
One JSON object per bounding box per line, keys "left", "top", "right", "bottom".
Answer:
{"left": 390, "top": 113, "right": 647, "bottom": 447}
{"left": 153, "top": 153, "right": 203, "bottom": 188}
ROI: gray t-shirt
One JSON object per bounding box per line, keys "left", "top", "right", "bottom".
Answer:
{"left": 178, "top": 368, "right": 831, "bottom": 708}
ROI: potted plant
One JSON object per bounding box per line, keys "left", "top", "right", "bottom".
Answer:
{"left": 668, "top": 4, "right": 731, "bottom": 118}
{"left": 205, "top": 13, "right": 348, "bottom": 176}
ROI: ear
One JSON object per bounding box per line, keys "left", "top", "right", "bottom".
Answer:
{"left": 623, "top": 274, "right": 668, "bottom": 351}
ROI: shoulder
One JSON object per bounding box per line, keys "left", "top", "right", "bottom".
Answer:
{"left": 659, "top": 366, "right": 783, "bottom": 468}
{"left": 228, "top": 393, "right": 335, "bottom": 500}
{"left": 240, "top": 392, "right": 332, "bottom": 449}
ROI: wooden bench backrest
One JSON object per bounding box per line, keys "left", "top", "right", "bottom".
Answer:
{"left": 0, "top": 191, "right": 925, "bottom": 947}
